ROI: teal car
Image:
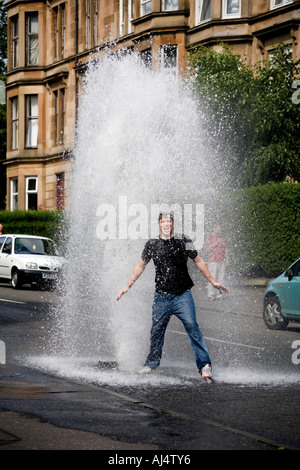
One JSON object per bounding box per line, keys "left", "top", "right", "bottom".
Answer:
{"left": 263, "top": 258, "right": 300, "bottom": 329}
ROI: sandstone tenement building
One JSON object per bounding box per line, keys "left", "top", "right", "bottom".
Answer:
{"left": 5, "top": 0, "right": 300, "bottom": 210}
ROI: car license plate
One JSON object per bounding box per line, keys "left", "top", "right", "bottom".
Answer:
{"left": 42, "top": 273, "right": 58, "bottom": 280}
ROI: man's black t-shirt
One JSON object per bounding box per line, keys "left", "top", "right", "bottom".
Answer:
{"left": 141, "top": 235, "right": 198, "bottom": 295}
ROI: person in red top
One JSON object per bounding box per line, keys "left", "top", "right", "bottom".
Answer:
{"left": 205, "top": 225, "right": 229, "bottom": 301}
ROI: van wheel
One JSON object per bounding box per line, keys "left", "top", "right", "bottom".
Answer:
{"left": 11, "top": 268, "right": 22, "bottom": 289}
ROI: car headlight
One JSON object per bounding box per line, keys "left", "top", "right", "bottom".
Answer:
{"left": 25, "top": 262, "right": 38, "bottom": 269}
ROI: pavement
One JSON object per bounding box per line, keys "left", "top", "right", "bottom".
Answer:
{"left": 0, "top": 410, "right": 156, "bottom": 451}
{"left": 0, "top": 361, "right": 162, "bottom": 451}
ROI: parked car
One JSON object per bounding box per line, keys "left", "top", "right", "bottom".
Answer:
{"left": 263, "top": 258, "right": 300, "bottom": 329}
{"left": 0, "top": 234, "right": 64, "bottom": 289}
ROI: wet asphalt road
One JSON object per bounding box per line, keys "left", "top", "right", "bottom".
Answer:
{"left": 0, "top": 280, "right": 299, "bottom": 454}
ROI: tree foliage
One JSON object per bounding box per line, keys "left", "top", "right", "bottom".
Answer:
{"left": 189, "top": 44, "right": 300, "bottom": 187}
{"left": 205, "top": 182, "right": 300, "bottom": 277}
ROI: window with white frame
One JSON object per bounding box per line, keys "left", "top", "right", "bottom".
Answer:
{"left": 54, "top": 3, "right": 65, "bottom": 61}
{"left": 270, "top": 0, "right": 293, "bottom": 9}
{"left": 11, "top": 15, "right": 19, "bottom": 69}
{"left": 10, "top": 178, "right": 18, "bottom": 211}
{"left": 26, "top": 177, "right": 38, "bottom": 210}
{"left": 26, "top": 95, "right": 38, "bottom": 148}
{"left": 120, "top": 0, "right": 134, "bottom": 36}
{"left": 54, "top": 88, "right": 65, "bottom": 145}
{"left": 62, "top": 4, "right": 66, "bottom": 58}
{"left": 161, "top": 45, "right": 178, "bottom": 74}
{"left": 11, "top": 97, "right": 18, "bottom": 150}
{"left": 222, "top": 0, "right": 241, "bottom": 18}
{"left": 54, "top": 8, "right": 59, "bottom": 59}
{"left": 86, "top": 0, "right": 98, "bottom": 48}
{"left": 196, "top": 0, "right": 211, "bottom": 23}
{"left": 284, "top": 44, "right": 293, "bottom": 61}
{"left": 26, "top": 12, "right": 39, "bottom": 65}
{"left": 128, "top": 0, "right": 133, "bottom": 33}
{"left": 141, "top": 0, "right": 151, "bottom": 16}
{"left": 162, "top": 0, "right": 178, "bottom": 11}
{"left": 269, "top": 44, "right": 293, "bottom": 63}
{"left": 119, "top": 0, "right": 124, "bottom": 36}
{"left": 141, "top": 48, "right": 152, "bottom": 68}
{"left": 86, "top": 0, "right": 91, "bottom": 48}
{"left": 93, "top": 0, "right": 98, "bottom": 45}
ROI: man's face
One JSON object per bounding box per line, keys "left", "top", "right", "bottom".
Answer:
{"left": 159, "top": 217, "right": 174, "bottom": 238}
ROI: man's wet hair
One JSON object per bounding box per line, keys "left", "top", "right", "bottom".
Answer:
{"left": 158, "top": 212, "right": 174, "bottom": 222}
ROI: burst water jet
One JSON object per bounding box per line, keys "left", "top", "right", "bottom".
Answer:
{"left": 51, "top": 53, "right": 220, "bottom": 374}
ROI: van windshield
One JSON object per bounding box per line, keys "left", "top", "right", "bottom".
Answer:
{"left": 15, "top": 238, "right": 60, "bottom": 256}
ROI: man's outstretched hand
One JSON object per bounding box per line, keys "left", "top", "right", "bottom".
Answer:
{"left": 116, "top": 286, "right": 130, "bottom": 301}
{"left": 213, "top": 283, "right": 229, "bottom": 295}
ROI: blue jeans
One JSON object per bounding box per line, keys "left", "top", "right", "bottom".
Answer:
{"left": 144, "top": 290, "right": 211, "bottom": 371}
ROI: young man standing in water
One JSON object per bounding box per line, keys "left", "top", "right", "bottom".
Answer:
{"left": 116, "top": 213, "right": 229, "bottom": 382}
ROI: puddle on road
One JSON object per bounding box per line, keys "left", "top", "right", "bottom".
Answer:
{"left": 22, "top": 355, "right": 300, "bottom": 388}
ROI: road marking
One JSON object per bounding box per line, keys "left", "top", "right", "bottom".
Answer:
{"left": 168, "top": 329, "right": 264, "bottom": 350}
{"left": 0, "top": 298, "right": 27, "bottom": 304}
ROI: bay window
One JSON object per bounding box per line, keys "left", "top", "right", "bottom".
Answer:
{"left": 161, "top": 45, "right": 178, "bottom": 74}
{"left": 86, "top": 0, "right": 98, "bottom": 47}
{"left": 54, "top": 3, "right": 65, "bottom": 61}
{"left": 11, "top": 97, "right": 18, "bottom": 150}
{"left": 26, "top": 177, "right": 38, "bottom": 210}
{"left": 54, "top": 88, "right": 65, "bottom": 145}
{"left": 11, "top": 15, "right": 19, "bottom": 69}
{"left": 271, "top": 0, "right": 293, "bottom": 9}
{"left": 26, "top": 12, "right": 39, "bottom": 65}
{"left": 26, "top": 95, "right": 38, "bottom": 148}
{"left": 141, "top": 0, "right": 151, "bottom": 16}
{"left": 162, "top": 0, "right": 178, "bottom": 11}
{"left": 141, "top": 49, "right": 152, "bottom": 68}
{"left": 197, "top": 0, "right": 211, "bottom": 23}
{"left": 10, "top": 178, "right": 18, "bottom": 211}
{"left": 222, "top": 0, "right": 241, "bottom": 18}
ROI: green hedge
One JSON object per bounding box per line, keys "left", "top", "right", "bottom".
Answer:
{"left": 0, "top": 210, "right": 68, "bottom": 249}
{"left": 206, "top": 183, "right": 300, "bottom": 277}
